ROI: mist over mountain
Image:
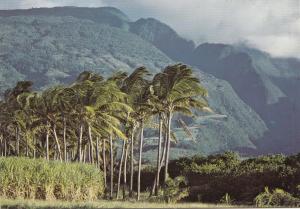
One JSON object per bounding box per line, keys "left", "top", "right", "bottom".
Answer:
{"left": 0, "top": 6, "right": 298, "bottom": 157}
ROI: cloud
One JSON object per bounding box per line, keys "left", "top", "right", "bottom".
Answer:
{"left": 0, "top": 0, "right": 106, "bottom": 9}
{"left": 107, "top": 0, "right": 300, "bottom": 58}
{"left": 1, "top": 0, "right": 300, "bottom": 58}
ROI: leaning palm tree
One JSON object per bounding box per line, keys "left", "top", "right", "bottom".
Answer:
{"left": 29, "top": 87, "right": 65, "bottom": 161}
{"left": 111, "top": 67, "right": 152, "bottom": 199}
{"left": 3, "top": 81, "right": 34, "bottom": 157}
{"left": 124, "top": 67, "right": 154, "bottom": 201}
{"left": 152, "top": 64, "right": 210, "bottom": 186}
{"left": 90, "top": 74, "right": 132, "bottom": 198}
{"left": 53, "top": 86, "right": 76, "bottom": 161}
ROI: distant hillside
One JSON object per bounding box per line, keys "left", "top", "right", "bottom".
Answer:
{"left": 190, "top": 44, "right": 300, "bottom": 154}
{"left": 0, "top": 6, "right": 130, "bottom": 29}
{"left": 0, "top": 14, "right": 267, "bottom": 159}
{"left": 125, "top": 16, "right": 300, "bottom": 154}
{"left": 0, "top": 15, "right": 170, "bottom": 92}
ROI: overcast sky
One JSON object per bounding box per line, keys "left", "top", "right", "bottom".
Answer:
{"left": 1, "top": 0, "right": 300, "bottom": 58}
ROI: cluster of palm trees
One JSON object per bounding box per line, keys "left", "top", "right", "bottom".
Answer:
{"left": 0, "top": 64, "right": 209, "bottom": 200}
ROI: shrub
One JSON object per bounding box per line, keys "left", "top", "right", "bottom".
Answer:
{"left": 163, "top": 176, "right": 189, "bottom": 203}
{"left": 255, "top": 187, "right": 300, "bottom": 207}
{"left": 219, "top": 193, "right": 233, "bottom": 205}
{"left": 0, "top": 157, "right": 104, "bottom": 201}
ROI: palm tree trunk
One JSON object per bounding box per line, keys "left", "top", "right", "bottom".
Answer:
{"left": 46, "top": 127, "right": 49, "bottom": 161}
{"left": 53, "top": 124, "right": 62, "bottom": 162}
{"left": 109, "top": 135, "right": 114, "bottom": 199}
{"left": 86, "top": 145, "right": 88, "bottom": 163}
{"left": 33, "top": 137, "right": 36, "bottom": 158}
{"left": 102, "top": 138, "right": 107, "bottom": 188}
{"left": 25, "top": 136, "right": 29, "bottom": 157}
{"left": 123, "top": 142, "right": 129, "bottom": 199}
{"left": 117, "top": 140, "right": 126, "bottom": 199}
{"left": 129, "top": 128, "right": 135, "bottom": 197}
{"left": 0, "top": 134, "right": 3, "bottom": 157}
{"left": 96, "top": 137, "right": 100, "bottom": 167}
{"left": 0, "top": 135, "right": 2, "bottom": 156}
{"left": 63, "top": 116, "right": 67, "bottom": 162}
{"left": 15, "top": 126, "right": 20, "bottom": 156}
{"left": 137, "top": 121, "right": 144, "bottom": 201}
{"left": 4, "top": 136, "right": 7, "bottom": 157}
{"left": 83, "top": 143, "right": 87, "bottom": 163}
{"left": 155, "top": 114, "right": 163, "bottom": 195}
{"left": 151, "top": 129, "right": 167, "bottom": 195}
{"left": 164, "top": 112, "right": 172, "bottom": 183}
{"left": 77, "top": 123, "right": 83, "bottom": 162}
{"left": 88, "top": 124, "right": 94, "bottom": 164}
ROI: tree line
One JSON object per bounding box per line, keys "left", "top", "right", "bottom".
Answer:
{"left": 0, "top": 64, "right": 210, "bottom": 200}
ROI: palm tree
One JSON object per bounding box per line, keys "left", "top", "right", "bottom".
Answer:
{"left": 3, "top": 81, "right": 33, "bottom": 157}
{"left": 29, "top": 87, "right": 66, "bottom": 161}
{"left": 85, "top": 73, "right": 132, "bottom": 198}
{"left": 132, "top": 70, "right": 154, "bottom": 201}
{"left": 152, "top": 64, "right": 209, "bottom": 185}
{"left": 70, "top": 71, "right": 104, "bottom": 162}
{"left": 109, "top": 67, "right": 152, "bottom": 199}
{"left": 54, "top": 86, "right": 76, "bottom": 162}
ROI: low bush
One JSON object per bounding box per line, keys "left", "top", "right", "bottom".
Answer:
{"left": 167, "top": 152, "right": 300, "bottom": 203}
{"left": 219, "top": 193, "right": 233, "bottom": 205}
{"left": 163, "top": 176, "right": 189, "bottom": 203}
{"left": 255, "top": 187, "right": 300, "bottom": 207}
{"left": 0, "top": 157, "right": 104, "bottom": 201}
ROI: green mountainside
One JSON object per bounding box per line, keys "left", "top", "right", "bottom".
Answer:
{"left": 0, "top": 14, "right": 268, "bottom": 159}
{"left": 0, "top": 16, "right": 170, "bottom": 92}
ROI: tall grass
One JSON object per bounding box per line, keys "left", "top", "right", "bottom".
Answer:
{"left": 0, "top": 157, "right": 104, "bottom": 201}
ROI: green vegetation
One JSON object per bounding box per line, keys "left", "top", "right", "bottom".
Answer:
{"left": 255, "top": 187, "right": 300, "bottom": 207}
{"left": 0, "top": 64, "right": 298, "bottom": 207}
{"left": 0, "top": 198, "right": 231, "bottom": 208}
{"left": 129, "top": 152, "right": 300, "bottom": 207}
{"left": 0, "top": 64, "right": 209, "bottom": 202}
{"left": 1, "top": 151, "right": 300, "bottom": 207}
{"left": 162, "top": 176, "right": 189, "bottom": 203}
{"left": 0, "top": 157, "right": 104, "bottom": 201}
{"left": 164, "top": 152, "right": 300, "bottom": 206}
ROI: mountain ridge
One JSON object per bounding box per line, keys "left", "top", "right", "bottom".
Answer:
{"left": 1, "top": 6, "right": 297, "bottom": 155}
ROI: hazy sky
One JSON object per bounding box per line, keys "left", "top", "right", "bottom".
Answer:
{"left": 1, "top": 0, "right": 300, "bottom": 58}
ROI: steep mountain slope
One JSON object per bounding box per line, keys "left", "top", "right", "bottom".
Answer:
{"left": 0, "top": 7, "right": 195, "bottom": 63}
{"left": 130, "top": 18, "right": 195, "bottom": 63}
{"left": 0, "top": 14, "right": 267, "bottom": 158}
{"left": 191, "top": 44, "right": 300, "bottom": 153}
{"left": 126, "top": 16, "right": 300, "bottom": 154}
{"left": 0, "top": 15, "right": 170, "bottom": 92}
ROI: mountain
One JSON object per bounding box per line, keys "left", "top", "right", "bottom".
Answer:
{"left": 0, "top": 15, "right": 170, "bottom": 92}
{"left": 0, "top": 6, "right": 131, "bottom": 29}
{"left": 130, "top": 18, "right": 195, "bottom": 63}
{"left": 0, "top": 12, "right": 268, "bottom": 159}
{"left": 124, "top": 16, "right": 300, "bottom": 154}
{"left": 190, "top": 44, "right": 300, "bottom": 154}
